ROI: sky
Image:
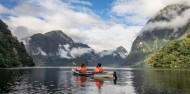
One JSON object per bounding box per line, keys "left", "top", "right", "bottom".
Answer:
{"left": 0, "top": 0, "right": 190, "bottom": 52}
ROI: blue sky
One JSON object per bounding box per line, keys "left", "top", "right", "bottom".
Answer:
{"left": 0, "top": 0, "right": 189, "bottom": 52}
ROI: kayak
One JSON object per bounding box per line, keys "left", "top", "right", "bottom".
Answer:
{"left": 71, "top": 69, "right": 117, "bottom": 79}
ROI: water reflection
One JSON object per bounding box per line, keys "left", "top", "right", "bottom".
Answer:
{"left": 94, "top": 79, "right": 104, "bottom": 88}
{"left": 0, "top": 68, "right": 135, "bottom": 94}
{"left": 1, "top": 68, "right": 190, "bottom": 94}
{"left": 76, "top": 76, "right": 87, "bottom": 86}
{"left": 132, "top": 69, "right": 190, "bottom": 94}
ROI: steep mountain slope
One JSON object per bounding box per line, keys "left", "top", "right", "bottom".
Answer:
{"left": 23, "top": 30, "right": 96, "bottom": 66}
{"left": 126, "top": 4, "right": 190, "bottom": 66}
{"left": 0, "top": 19, "right": 34, "bottom": 67}
{"left": 24, "top": 30, "right": 127, "bottom": 66}
{"left": 147, "top": 33, "right": 190, "bottom": 68}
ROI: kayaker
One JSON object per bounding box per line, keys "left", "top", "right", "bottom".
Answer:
{"left": 76, "top": 64, "right": 87, "bottom": 74}
{"left": 94, "top": 63, "right": 104, "bottom": 73}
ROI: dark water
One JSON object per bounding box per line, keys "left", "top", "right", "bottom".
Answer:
{"left": 1, "top": 67, "right": 190, "bottom": 94}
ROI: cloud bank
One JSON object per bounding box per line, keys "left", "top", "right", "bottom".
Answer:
{"left": 143, "top": 7, "right": 190, "bottom": 31}
{"left": 1, "top": 0, "right": 190, "bottom": 52}
{"left": 58, "top": 44, "right": 93, "bottom": 59}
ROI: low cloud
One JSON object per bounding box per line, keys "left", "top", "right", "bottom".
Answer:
{"left": 70, "top": 47, "right": 93, "bottom": 58}
{"left": 142, "top": 8, "right": 190, "bottom": 32}
{"left": 58, "top": 46, "right": 71, "bottom": 59}
{"left": 13, "top": 26, "right": 32, "bottom": 40}
{"left": 32, "top": 47, "right": 47, "bottom": 56}
{"left": 99, "top": 50, "right": 127, "bottom": 59}
{"left": 57, "top": 44, "right": 93, "bottom": 59}
{"left": 99, "top": 50, "right": 114, "bottom": 57}
{"left": 117, "top": 52, "right": 127, "bottom": 59}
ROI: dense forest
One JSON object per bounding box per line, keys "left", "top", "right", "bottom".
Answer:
{"left": 147, "top": 34, "right": 190, "bottom": 68}
{"left": 0, "top": 19, "right": 34, "bottom": 67}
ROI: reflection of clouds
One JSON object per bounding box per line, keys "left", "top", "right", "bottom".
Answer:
{"left": 3, "top": 68, "right": 137, "bottom": 94}
{"left": 84, "top": 70, "right": 136, "bottom": 94}
{"left": 100, "top": 71, "right": 135, "bottom": 94}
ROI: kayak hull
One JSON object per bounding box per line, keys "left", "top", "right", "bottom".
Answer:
{"left": 72, "top": 69, "right": 115, "bottom": 78}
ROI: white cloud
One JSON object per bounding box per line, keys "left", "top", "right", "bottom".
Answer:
{"left": 2, "top": 0, "right": 142, "bottom": 52}
{"left": 32, "top": 47, "right": 47, "bottom": 56}
{"left": 118, "top": 53, "right": 127, "bottom": 59}
{"left": 142, "top": 7, "right": 190, "bottom": 31}
{"left": 99, "top": 50, "right": 114, "bottom": 57}
{"left": 70, "top": 47, "right": 93, "bottom": 58}
{"left": 66, "top": 0, "right": 92, "bottom": 6}
{"left": 111, "top": 0, "right": 190, "bottom": 25}
{"left": 58, "top": 46, "right": 71, "bottom": 59}
{"left": 79, "top": 25, "right": 142, "bottom": 52}
{"left": 57, "top": 44, "right": 93, "bottom": 59}
{"left": 3, "top": 0, "right": 189, "bottom": 53}
{"left": 63, "top": 44, "right": 70, "bottom": 51}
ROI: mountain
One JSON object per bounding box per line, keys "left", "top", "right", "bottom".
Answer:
{"left": 126, "top": 4, "right": 190, "bottom": 66}
{"left": 23, "top": 30, "right": 127, "bottom": 66}
{"left": 0, "top": 19, "right": 34, "bottom": 67}
{"left": 23, "top": 30, "right": 97, "bottom": 66}
{"left": 91, "top": 46, "right": 128, "bottom": 66}
{"left": 147, "top": 34, "right": 190, "bottom": 68}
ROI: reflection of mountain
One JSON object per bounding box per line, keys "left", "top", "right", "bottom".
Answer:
{"left": 132, "top": 70, "right": 190, "bottom": 94}
{"left": 23, "top": 30, "right": 127, "bottom": 66}
{"left": 0, "top": 70, "right": 26, "bottom": 93}
{"left": 126, "top": 4, "right": 190, "bottom": 66}
{"left": 0, "top": 19, "right": 34, "bottom": 67}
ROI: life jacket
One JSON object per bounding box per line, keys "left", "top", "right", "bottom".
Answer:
{"left": 76, "top": 66, "right": 81, "bottom": 71}
{"left": 94, "top": 68, "right": 99, "bottom": 73}
{"left": 94, "top": 67, "right": 104, "bottom": 73}
{"left": 98, "top": 67, "right": 104, "bottom": 73}
{"left": 80, "top": 66, "right": 87, "bottom": 74}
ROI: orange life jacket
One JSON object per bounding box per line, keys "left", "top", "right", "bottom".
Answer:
{"left": 98, "top": 67, "right": 103, "bottom": 72}
{"left": 80, "top": 66, "right": 87, "bottom": 74}
{"left": 76, "top": 66, "right": 81, "bottom": 71}
{"left": 94, "top": 67, "right": 104, "bottom": 73}
{"left": 94, "top": 68, "right": 99, "bottom": 73}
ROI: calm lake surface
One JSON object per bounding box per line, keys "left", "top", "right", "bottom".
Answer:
{"left": 0, "top": 67, "right": 190, "bottom": 94}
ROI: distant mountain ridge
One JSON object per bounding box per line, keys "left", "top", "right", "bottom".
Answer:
{"left": 126, "top": 4, "right": 190, "bottom": 66}
{"left": 0, "top": 19, "right": 34, "bottom": 67}
{"left": 93, "top": 46, "right": 128, "bottom": 66}
{"left": 23, "top": 30, "right": 127, "bottom": 66}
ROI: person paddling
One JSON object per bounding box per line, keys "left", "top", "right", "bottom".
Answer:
{"left": 94, "top": 63, "right": 104, "bottom": 74}
{"left": 76, "top": 64, "right": 87, "bottom": 74}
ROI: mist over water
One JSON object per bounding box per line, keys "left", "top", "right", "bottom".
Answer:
{"left": 0, "top": 67, "right": 190, "bottom": 94}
